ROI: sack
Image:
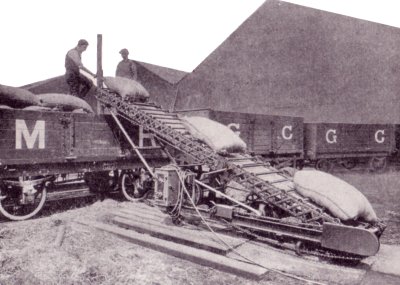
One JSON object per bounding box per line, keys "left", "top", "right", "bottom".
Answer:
{"left": 181, "top": 116, "right": 247, "bottom": 153}
{"left": 293, "top": 170, "right": 377, "bottom": 222}
{"left": 0, "top": 104, "right": 13, "bottom": 109}
{"left": 103, "top": 76, "right": 149, "bottom": 101}
{"left": 0, "top": 84, "right": 41, "bottom": 108}
{"left": 23, "top": 106, "right": 52, "bottom": 112}
{"left": 38, "top": 93, "right": 94, "bottom": 113}
{"left": 72, "top": 108, "right": 87, "bottom": 113}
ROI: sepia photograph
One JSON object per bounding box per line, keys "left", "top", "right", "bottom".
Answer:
{"left": 0, "top": 1, "right": 400, "bottom": 284}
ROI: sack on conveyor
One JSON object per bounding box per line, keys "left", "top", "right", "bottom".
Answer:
{"left": 293, "top": 169, "right": 378, "bottom": 222}
{"left": 0, "top": 84, "right": 42, "bottom": 108}
{"left": 181, "top": 116, "right": 247, "bottom": 153}
{"left": 38, "top": 93, "right": 94, "bottom": 113}
{"left": 103, "top": 76, "right": 149, "bottom": 101}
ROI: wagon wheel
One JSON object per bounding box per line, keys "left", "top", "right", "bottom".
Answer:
{"left": 315, "top": 159, "right": 333, "bottom": 172}
{"left": 341, "top": 158, "right": 358, "bottom": 170}
{"left": 369, "top": 157, "right": 387, "bottom": 172}
{"left": 0, "top": 178, "right": 47, "bottom": 221}
{"left": 120, "top": 170, "right": 147, "bottom": 201}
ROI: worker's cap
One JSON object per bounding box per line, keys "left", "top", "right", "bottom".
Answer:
{"left": 119, "top": 48, "right": 129, "bottom": 55}
{"left": 78, "top": 39, "right": 89, "bottom": 46}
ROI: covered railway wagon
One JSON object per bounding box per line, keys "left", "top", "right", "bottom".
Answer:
{"left": 0, "top": 108, "right": 168, "bottom": 220}
{"left": 304, "top": 123, "right": 396, "bottom": 172}
{"left": 177, "top": 109, "right": 304, "bottom": 166}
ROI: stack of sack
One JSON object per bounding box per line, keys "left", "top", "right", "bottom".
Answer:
{"left": 292, "top": 169, "right": 378, "bottom": 222}
{"left": 0, "top": 84, "right": 42, "bottom": 109}
{"left": 181, "top": 116, "right": 247, "bottom": 154}
{"left": 103, "top": 76, "right": 149, "bottom": 102}
{"left": 0, "top": 83, "right": 93, "bottom": 113}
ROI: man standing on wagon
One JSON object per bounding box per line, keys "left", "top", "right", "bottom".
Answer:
{"left": 65, "top": 39, "right": 97, "bottom": 98}
{"left": 115, "top": 48, "right": 138, "bottom": 80}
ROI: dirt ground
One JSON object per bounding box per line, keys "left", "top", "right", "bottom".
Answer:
{"left": 0, "top": 200, "right": 303, "bottom": 285}
{"left": 0, "top": 169, "right": 399, "bottom": 285}
{"left": 335, "top": 169, "right": 400, "bottom": 245}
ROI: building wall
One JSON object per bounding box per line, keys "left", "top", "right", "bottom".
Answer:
{"left": 175, "top": 0, "right": 400, "bottom": 123}
{"left": 136, "top": 65, "right": 178, "bottom": 111}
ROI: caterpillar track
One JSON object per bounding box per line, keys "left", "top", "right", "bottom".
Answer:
{"left": 95, "top": 88, "right": 385, "bottom": 260}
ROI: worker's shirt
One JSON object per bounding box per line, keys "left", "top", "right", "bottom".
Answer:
{"left": 65, "top": 48, "right": 83, "bottom": 74}
{"left": 116, "top": 59, "right": 137, "bottom": 80}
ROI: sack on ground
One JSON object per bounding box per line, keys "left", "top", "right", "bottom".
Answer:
{"left": 103, "top": 76, "right": 149, "bottom": 101}
{"left": 181, "top": 116, "right": 247, "bottom": 153}
{"left": 293, "top": 169, "right": 377, "bottom": 222}
{"left": 38, "top": 93, "right": 94, "bottom": 113}
{"left": 0, "top": 84, "right": 41, "bottom": 108}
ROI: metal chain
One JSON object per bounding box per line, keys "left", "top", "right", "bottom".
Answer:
{"left": 229, "top": 222, "right": 362, "bottom": 262}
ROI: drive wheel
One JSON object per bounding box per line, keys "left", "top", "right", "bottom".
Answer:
{"left": 0, "top": 178, "right": 47, "bottom": 221}
{"left": 120, "top": 170, "right": 143, "bottom": 201}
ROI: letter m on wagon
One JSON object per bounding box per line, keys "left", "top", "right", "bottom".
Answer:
{"left": 15, "top": 119, "right": 45, "bottom": 149}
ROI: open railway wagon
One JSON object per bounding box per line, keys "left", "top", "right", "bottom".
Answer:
{"left": 177, "top": 108, "right": 304, "bottom": 168}
{"left": 304, "top": 123, "right": 396, "bottom": 172}
{"left": 92, "top": 72, "right": 386, "bottom": 261}
{"left": 0, "top": 108, "right": 169, "bottom": 220}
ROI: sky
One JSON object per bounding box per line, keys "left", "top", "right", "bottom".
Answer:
{"left": 1, "top": 0, "right": 400, "bottom": 87}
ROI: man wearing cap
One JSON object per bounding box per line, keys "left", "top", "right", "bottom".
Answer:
{"left": 65, "top": 39, "right": 96, "bottom": 98}
{"left": 116, "top": 48, "right": 137, "bottom": 80}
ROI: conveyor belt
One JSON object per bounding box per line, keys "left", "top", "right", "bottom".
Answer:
{"left": 95, "top": 89, "right": 337, "bottom": 224}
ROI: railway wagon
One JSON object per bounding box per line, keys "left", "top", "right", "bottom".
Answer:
{"left": 303, "top": 122, "right": 396, "bottom": 172}
{"left": 0, "top": 108, "right": 168, "bottom": 220}
{"left": 177, "top": 108, "right": 304, "bottom": 166}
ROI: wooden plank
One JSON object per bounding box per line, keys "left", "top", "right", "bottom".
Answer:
{"left": 113, "top": 216, "right": 235, "bottom": 255}
{"left": 116, "top": 207, "right": 232, "bottom": 232}
{"left": 81, "top": 220, "right": 267, "bottom": 280}
{"left": 122, "top": 201, "right": 165, "bottom": 213}
{"left": 113, "top": 209, "right": 168, "bottom": 223}
{"left": 114, "top": 208, "right": 249, "bottom": 246}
